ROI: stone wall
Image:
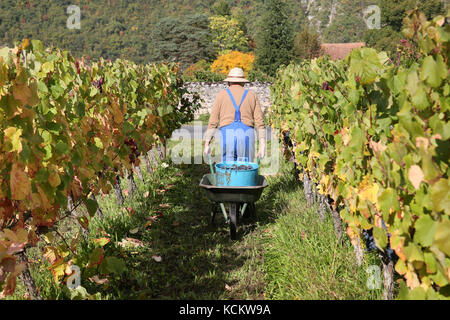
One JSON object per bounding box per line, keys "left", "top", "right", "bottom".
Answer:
{"left": 183, "top": 82, "right": 273, "bottom": 116}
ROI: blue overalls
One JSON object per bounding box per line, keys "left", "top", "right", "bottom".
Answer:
{"left": 220, "top": 88, "right": 255, "bottom": 162}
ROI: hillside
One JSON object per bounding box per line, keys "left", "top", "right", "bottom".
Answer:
{"left": 0, "top": 0, "right": 370, "bottom": 63}
{"left": 0, "top": 0, "right": 445, "bottom": 65}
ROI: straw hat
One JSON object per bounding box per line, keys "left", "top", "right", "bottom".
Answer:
{"left": 224, "top": 67, "right": 250, "bottom": 83}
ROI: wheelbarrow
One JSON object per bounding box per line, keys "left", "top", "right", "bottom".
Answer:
{"left": 199, "top": 157, "right": 268, "bottom": 240}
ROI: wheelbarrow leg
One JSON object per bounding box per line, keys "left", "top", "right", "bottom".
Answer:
{"left": 240, "top": 203, "right": 248, "bottom": 219}
{"left": 219, "top": 203, "right": 228, "bottom": 222}
{"left": 211, "top": 203, "right": 218, "bottom": 226}
{"left": 229, "top": 203, "right": 238, "bottom": 240}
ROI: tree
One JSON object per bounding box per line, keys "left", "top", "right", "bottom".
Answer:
{"left": 212, "top": 0, "right": 231, "bottom": 16}
{"left": 254, "top": 0, "right": 294, "bottom": 76}
{"left": 210, "top": 51, "right": 255, "bottom": 76}
{"left": 150, "top": 14, "right": 215, "bottom": 69}
{"left": 209, "top": 15, "right": 249, "bottom": 55}
{"left": 293, "top": 28, "right": 323, "bottom": 62}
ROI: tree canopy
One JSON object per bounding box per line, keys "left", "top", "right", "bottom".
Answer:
{"left": 209, "top": 15, "right": 250, "bottom": 55}
{"left": 150, "top": 14, "right": 215, "bottom": 69}
{"left": 254, "top": 0, "right": 294, "bottom": 76}
{"left": 0, "top": 0, "right": 444, "bottom": 76}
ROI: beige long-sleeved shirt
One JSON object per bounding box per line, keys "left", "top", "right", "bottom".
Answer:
{"left": 205, "top": 85, "right": 266, "bottom": 143}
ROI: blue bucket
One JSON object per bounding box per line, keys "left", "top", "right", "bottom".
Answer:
{"left": 215, "top": 157, "right": 259, "bottom": 187}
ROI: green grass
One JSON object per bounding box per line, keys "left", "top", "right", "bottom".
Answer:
{"left": 9, "top": 145, "right": 383, "bottom": 300}
{"left": 260, "top": 163, "right": 382, "bottom": 300}
{"left": 188, "top": 113, "right": 210, "bottom": 126}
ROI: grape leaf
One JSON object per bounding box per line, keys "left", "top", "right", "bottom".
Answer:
{"left": 408, "top": 165, "right": 424, "bottom": 190}
{"left": 431, "top": 179, "right": 449, "bottom": 215}
{"left": 10, "top": 163, "right": 31, "bottom": 201}
{"left": 4, "top": 127, "right": 23, "bottom": 153}
{"left": 414, "top": 215, "right": 437, "bottom": 247}
{"left": 434, "top": 220, "right": 450, "bottom": 256}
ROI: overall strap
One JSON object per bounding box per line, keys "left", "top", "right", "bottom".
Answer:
{"left": 226, "top": 88, "right": 248, "bottom": 122}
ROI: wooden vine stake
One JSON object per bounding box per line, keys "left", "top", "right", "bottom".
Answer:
{"left": 348, "top": 230, "right": 364, "bottom": 267}
{"left": 150, "top": 149, "right": 159, "bottom": 166}
{"left": 143, "top": 153, "right": 153, "bottom": 173}
{"left": 127, "top": 169, "right": 137, "bottom": 199}
{"left": 303, "top": 172, "right": 315, "bottom": 207}
{"left": 318, "top": 194, "right": 327, "bottom": 221}
{"left": 18, "top": 251, "right": 42, "bottom": 300}
{"left": 134, "top": 164, "right": 144, "bottom": 181}
{"left": 114, "top": 175, "right": 124, "bottom": 206}
{"left": 330, "top": 209, "right": 343, "bottom": 241}
{"left": 159, "top": 142, "right": 167, "bottom": 160}
{"left": 379, "top": 252, "right": 395, "bottom": 300}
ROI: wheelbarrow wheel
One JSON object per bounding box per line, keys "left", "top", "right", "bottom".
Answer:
{"left": 229, "top": 203, "right": 238, "bottom": 240}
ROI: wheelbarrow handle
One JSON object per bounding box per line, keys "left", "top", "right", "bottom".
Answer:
{"left": 208, "top": 155, "right": 217, "bottom": 185}
{"left": 208, "top": 155, "right": 215, "bottom": 175}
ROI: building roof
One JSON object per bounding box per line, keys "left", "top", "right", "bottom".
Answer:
{"left": 321, "top": 43, "right": 366, "bottom": 60}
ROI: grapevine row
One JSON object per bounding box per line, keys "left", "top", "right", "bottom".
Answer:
{"left": 0, "top": 40, "right": 200, "bottom": 297}
{"left": 270, "top": 10, "right": 449, "bottom": 299}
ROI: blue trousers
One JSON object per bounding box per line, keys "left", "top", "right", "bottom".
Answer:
{"left": 220, "top": 121, "right": 255, "bottom": 162}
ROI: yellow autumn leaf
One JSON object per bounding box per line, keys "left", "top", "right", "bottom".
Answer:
{"left": 310, "top": 151, "right": 320, "bottom": 158}
{"left": 358, "top": 175, "right": 379, "bottom": 203}
{"left": 37, "top": 185, "right": 52, "bottom": 210}
{"left": 48, "top": 260, "right": 67, "bottom": 282}
{"left": 346, "top": 226, "right": 364, "bottom": 249}
{"left": 111, "top": 100, "right": 123, "bottom": 124}
{"left": 349, "top": 199, "right": 357, "bottom": 213}
{"left": 341, "top": 127, "right": 350, "bottom": 146}
{"left": 29, "top": 193, "right": 41, "bottom": 210}
{"left": 12, "top": 83, "right": 33, "bottom": 106}
{"left": 405, "top": 263, "right": 421, "bottom": 289}
{"left": 3, "top": 229, "right": 18, "bottom": 242}
{"left": 10, "top": 163, "right": 31, "bottom": 201}
{"left": 15, "top": 228, "right": 28, "bottom": 244}
{"left": 65, "top": 262, "right": 74, "bottom": 276}
{"left": 48, "top": 171, "right": 61, "bottom": 188}
{"left": 319, "top": 174, "right": 332, "bottom": 195}
{"left": 4, "top": 127, "right": 23, "bottom": 153}
{"left": 43, "top": 247, "right": 58, "bottom": 264}
{"left": 359, "top": 183, "right": 379, "bottom": 203}
{"left": 374, "top": 214, "right": 385, "bottom": 229}
{"left": 395, "top": 259, "right": 407, "bottom": 275}
{"left": 390, "top": 231, "right": 407, "bottom": 261}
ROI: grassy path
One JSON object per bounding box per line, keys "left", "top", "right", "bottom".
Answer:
{"left": 12, "top": 153, "right": 382, "bottom": 300}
